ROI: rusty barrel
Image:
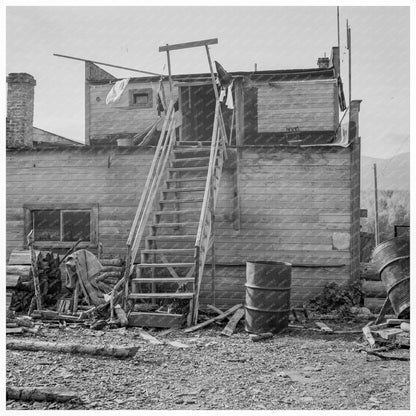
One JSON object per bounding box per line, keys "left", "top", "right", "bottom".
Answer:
{"left": 245, "top": 261, "right": 291, "bottom": 334}
{"left": 372, "top": 235, "right": 410, "bottom": 319}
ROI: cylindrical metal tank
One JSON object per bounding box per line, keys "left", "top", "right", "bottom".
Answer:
{"left": 372, "top": 235, "right": 410, "bottom": 319}
{"left": 245, "top": 261, "right": 291, "bottom": 334}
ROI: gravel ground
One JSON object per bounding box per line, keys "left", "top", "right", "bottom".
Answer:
{"left": 6, "top": 319, "right": 410, "bottom": 411}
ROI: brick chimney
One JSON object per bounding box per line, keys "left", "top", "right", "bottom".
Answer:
{"left": 6, "top": 73, "right": 36, "bottom": 148}
{"left": 317, "top": 55, "right": 330, "bottom": 69}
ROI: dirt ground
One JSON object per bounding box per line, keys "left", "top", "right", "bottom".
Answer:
{"left": 6, "top": 317, "right": 410, "bottom": 411}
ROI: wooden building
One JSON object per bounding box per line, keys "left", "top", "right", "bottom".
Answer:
{"left": 6, "top": 43, "right": 362, "bottom": 322}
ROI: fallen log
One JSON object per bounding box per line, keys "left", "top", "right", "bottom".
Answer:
{"left": 6, "top": 340, "right": 139, "bottom": 359}
{"left": 6, "top": 265, "right": 31, "bottom": 279}
{"left": 6, "top": 386, "right": 79, "bottom": 403}
{"left": 6, "top": 327, "right": 24, "bottom": 335}
{"left": 6, "top": 274, "right": 21, "bottom": 289}
{"left": 184, "top": 304, "right": 243, "bottom": 333}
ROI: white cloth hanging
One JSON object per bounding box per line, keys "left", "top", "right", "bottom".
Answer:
{"left": 106, "top": 78, "right": 130, "bottom": 105}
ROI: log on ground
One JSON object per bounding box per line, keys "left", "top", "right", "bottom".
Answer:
{"left": 6, "top": 340, "right": 139, "bottom": 359}
{"left": 6, "top": 386, "right": 79, "bottom": 403}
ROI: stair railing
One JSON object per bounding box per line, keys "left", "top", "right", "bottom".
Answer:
{"left": 125, "top": 99, "right": 177, "bottom": 278}
{"left": 193, "top": 101, "right": 228, "bottom": 324}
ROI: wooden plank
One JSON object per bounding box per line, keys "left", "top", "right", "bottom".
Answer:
{"left": 128, "top": 312, "right": 186, "bottom": 328}
{"left": 7, "top": 328, "right": 24, "bottom": 335}
{"left": 8, "top": 250, "right": 32, "bottom": 265}
{"left": 315, "top": 321, "right": 333, "bottom": 333}
{"left": 159, "top": 38, "right": 218, "bottom": 52}
{"left": 137, "top": 329, "right": 163, "bottom": 345}
{"left": 185, "top": 304, "right": 243, "bottom": 333}
{"left": 6, "top": 386, "right": 78, "bottom": 403}
{"left": 6, "top": 274, "right": 22, "bottom": 288}
{"left": 362, "top": 324, "right": 376, "bottom": 348}
{"left": 221, "top": 308, "right": 245, "bottom": 337}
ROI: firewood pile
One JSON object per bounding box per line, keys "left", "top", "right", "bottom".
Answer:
{"left": 6, "top": 247, "right": 127, "bottom": 331}
{"left": 7, "top": 250, "right": 61, "bottom": 313}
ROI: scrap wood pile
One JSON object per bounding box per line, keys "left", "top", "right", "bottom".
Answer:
{"left": 6, "top": 244, "right": 128, "bottom": 333}
{"left": 361, "top": 318, "right": 410, "bottom": 361}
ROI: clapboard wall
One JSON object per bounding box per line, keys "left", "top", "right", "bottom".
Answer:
{"left": 199, "top": 144, "right": 356, "bottom": 308}
{"left": 6, "top": 147, "right": 154, "bottom": 259}
{"left": 87, "top": 79, "right": 176, "bottom": 145}
{"left": 6, "top": 143, "right": 357, "bottom": 306}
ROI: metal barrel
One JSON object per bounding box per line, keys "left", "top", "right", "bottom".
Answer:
{"left": 372, "top": 235, "right": 410, "bottom": 319}
{"left": 245, "top": 261, "right": 291, "bottom": 334}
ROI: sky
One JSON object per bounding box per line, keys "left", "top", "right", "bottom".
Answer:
{"left": 4, "top": 4, "right": 411, "bottom": 159}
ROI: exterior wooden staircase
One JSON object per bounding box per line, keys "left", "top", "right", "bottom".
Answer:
{"left": 124, "top": 101, "right": 228, "bottom": 327}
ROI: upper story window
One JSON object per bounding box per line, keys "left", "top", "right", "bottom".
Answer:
{"left": 24, "top": 203, "right": 98, "bottom": 248}
{"left": 129, "top": 88, "right": 153, "bottom": 108}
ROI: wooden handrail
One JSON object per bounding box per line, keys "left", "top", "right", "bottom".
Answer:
{"left": 193, "top": 101, "right": 228, "bottom": 323}
{"left": 126, "top": 100, "right": 177, "bottom": 274}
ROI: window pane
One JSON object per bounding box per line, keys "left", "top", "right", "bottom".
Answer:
{"left": 33, "top": 210, "right": 60, "bottom": 241}
{"left": 62, "top": 211, "right": 91, "bottom": 242}
{"left": 133, "top": 93, "right": 148, "bottom": 105}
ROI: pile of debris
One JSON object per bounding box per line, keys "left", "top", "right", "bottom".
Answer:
{"left": 6, "top": 244, "right": 127, "bottom": 332}
{"left": 361, "top": 318, "right": 410, "bottom": 361}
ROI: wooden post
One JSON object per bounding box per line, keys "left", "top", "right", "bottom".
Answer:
{"left": 26, "top": 230, "right": 42, "bottom": 310}
{"left": 347, "top": 20, "right": 351, "bottom": 106}
{"left": 210, "top": 176, "right": 216, "bottom": 306}
{"left": 205, "top": 45, "right": 219, "bottom": 101}
{"left": 374, "top": 163, "right": 380, "bottom": 245}
{"left": 166, "top": 48, "right": 173, "bottom": 96}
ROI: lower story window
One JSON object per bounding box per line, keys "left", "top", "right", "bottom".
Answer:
{"left": 24, "top": 204, "right": 98, "bottom": 248}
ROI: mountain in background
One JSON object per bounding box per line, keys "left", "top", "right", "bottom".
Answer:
{"left": 361, "top": 152, "right": 410, "bottom": 191}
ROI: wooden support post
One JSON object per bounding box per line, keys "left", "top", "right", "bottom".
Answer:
{"left": 205, "top": 44, "right": 219, "bottom": 101}
{"left": 210, "top": 177, "right": 216, "bottom": 306}
{"left": 166, "top": 49, "right": 173, "bottom": 96}
{"left": 27, "top": 231, "right": 42, "bottom": 310}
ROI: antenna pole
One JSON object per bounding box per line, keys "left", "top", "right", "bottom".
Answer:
{"left": 373, "top": 163, "right": 380, "bottom": 245}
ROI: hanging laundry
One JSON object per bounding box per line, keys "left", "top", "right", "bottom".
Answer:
{"left": 215, "top": 61, "right": 233, "bottom": 88}
{"left": 225, "top": 81, "right": 234, "bottom": 110}
{"left": 106, "top": 78, "right": 130, "bottom": 105}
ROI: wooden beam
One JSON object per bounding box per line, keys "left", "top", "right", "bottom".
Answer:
{"left": 221, "top": 308, "right": 245, "bottom": 336}
{"left": 53, "top": 53, "right": 163, "bottom": 76}
{"left": 185, "top": 304, "right": 243, "bottom": 333}
{"left": 159, "top": 38, "right": 218, "bottom": 52}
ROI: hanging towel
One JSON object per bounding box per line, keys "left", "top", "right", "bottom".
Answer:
{"left": 106, "top": 78, "right": 130, "bottom": 105}
{"left": 225, "top": 81, "right": 234, "bottom": 109}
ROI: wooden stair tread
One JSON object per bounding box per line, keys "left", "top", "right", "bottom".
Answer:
{"left": 168, "top": 166, "right": 208, "bottom": 172}
{"left": 162, "top": 187, "right": 206, "bottom": 193}
{"left": 146, "top": 235, "right": 196, "bottom": 241}
{"left": 173, "top": 157, "right": 210, "bottom": 163}
{"left": 141, "top": 248, "right": 195, "bottom": 254}
{"left": 129, "top": 292, "right": 194, "bottom": 299}
{"left": 136, "top": 262, "right": 194, "bottom": 268}
{"left": 154, "top": 209, "right": 201, "bottom": 215}
{"left": 132, "top": 277, "right": 194, "bottom": 283}
{"left": 177, "top": 141, "right": 211, "bottom": 146}
{"left": 166, "top": 178, "right": 206, "bottom": 183}
{"left": 159, "top": 198, "right": 204, "bottom": 204}
{"left": 152, "top": 222, "right": 199, "bottom": 228}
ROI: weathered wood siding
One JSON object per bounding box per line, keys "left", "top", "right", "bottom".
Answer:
{"left": 6, "top": 147, "right": 154, "bottom": 259}
{"left": 88, "top": 80, "right": 177, "bottom": 143}
{"left": 199, "top": 145, "right": 353, "bottom": 308}
{"left": 257, "top": 79, "right": 337, "bottom": 132}
{"left": 6, "top": 144, "right": 355, "bottom": 307}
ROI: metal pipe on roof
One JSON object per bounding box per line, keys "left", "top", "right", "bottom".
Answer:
{"left": 53, "top": 53, "right": 163, "bottom": 77}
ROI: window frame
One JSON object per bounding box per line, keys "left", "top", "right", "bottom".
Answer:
{"left": 128, "top": 88, "right": 153, "bottom": 108}
{"left": 23, "top": 203, "right": 98, "bottom": 249}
